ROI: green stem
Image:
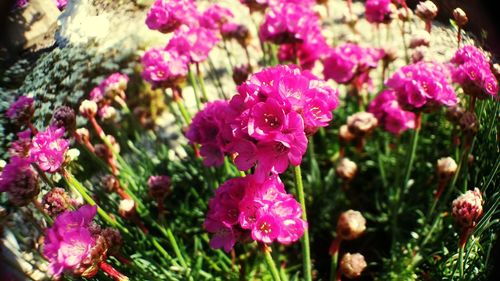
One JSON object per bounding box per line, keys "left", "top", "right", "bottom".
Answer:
{"left": 294, "top": 165, "right": 312, "bottom": 281}
{"left": 188, "top": 69, "right": 201, "bottom": 111}
{"left": 196, "top": 63, "right": 210, "bottom": 103}
{"left": 174, "top": 96, "right": 192, "bottom": 125}
{"left": 458, "top": 243, "right": 465, "bottom": 279}
{"left": 63, "top": 170, "right": 129, "bottom": 234}
{"left": 329, "top": 251, "right": 339, "bottom": 281}
{"left": 270, "top": 44, "right": 279, "bottom": 66}
{"left": 263, "top": 248, "right": 282, "bottom": 281}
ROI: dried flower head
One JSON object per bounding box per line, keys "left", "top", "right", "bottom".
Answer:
{"left": 347, "top": 112, "right": 378, "bottom": 137}
{"left": 436, "top": 157, "right": 458, "bottom": 181}
{"left": 336, "top": 158, "right": 358, "bottom": 182}
{"left": 42, "top": 187, "right": 72, "bottom": 216}
{"left": 51, "top": 106, "right": 76, "bottom": 135}
{"left": 340, "top": 252, "right": 367, "bottom": 279}
{"left": 336, "top": 210, "right": 366, "bottom": 240}
{"left": 452, "top": 188, "right": 483, "bottom": 229}
{"left": 147, "top": 175, "right": 173, "bottom": 200}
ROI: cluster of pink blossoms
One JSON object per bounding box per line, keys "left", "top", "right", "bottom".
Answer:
{"left": 449, "top": 45, "right": 498, "bottom": 99}
{"left": 368, "top": 90, "right": 416, "bottom": 135}
{"left": 89, "top": 73, "right": 129, "bottom": 119}
{"left": 385, "top": 62, "right": 457, "bottom": 111}
{"left": 204, "top": 175, "right": 306, "bottom": 252}
{"left": 365, "top": 0, "right": 394, "bottom": 24}
{"left": 145, "top": 0, "right": 198, "bottom": 33}
{"left": 6, "top": 96, "right": 34, "bottom": 125}
{"left": 187, "top": 65, "right": 339, "bottom": 181}
{"left": 30, "top": 126, "right": 70, "bottom": 173}
{"left": 143, "top": 0, "right": 228, "bottom": 88}
{"left": 323, "top": 43, "right": 384, "bottom": 87}
{"left": 259, "top": 2, "right": 319, "bottom": 45}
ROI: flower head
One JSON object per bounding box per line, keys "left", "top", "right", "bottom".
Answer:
{"left": 336, "top": 210, "right": 366, "bottom": 240}
{"left": 278, "top": 29, "right": 329, "bottom": 70}
{"left": 336, "top": 158, "right": 358, "bottom": 182}
{"left": 365, "top": 0, "right": 394, "bottom": 24}
{"left": 30, "top": 126, "right": 70, "bottom": 173}
{"left": 42, "top": 187, "right": 72, "bottom": 216}
{"left": 43, "top": 205, "right": 101, "bottom": 278}
{"left": 6, "top": 96, "right": 34, "bottom": 125}
{"left": 166, "top": 25, "right": 219, "bottom": 63}
{"left": 141, "top": 47, "right": 189, "bottom": 89}
{"left": 199, "top": 4, "right": 234, "bottom": 30}
{"left": 386, "top": 62, "right": 457, "bottom": 111}
{"left": 51, "top": 106, "right": 77, "bottom": 135}
{"left": 145, "top": 0, "right": 198, "bottom": 33}
{"left": 340, "top": 253, "right": 367, "bottom": 279}
{"left": 368, "top": 89, "right": 416, "bottom": 135}
{"left": 0, "top": 156, "right": 39, "bottom": 206}
{"left": 347, "top": 112, "right": 378, "bottom": 138}
{"left": 452, "top": 188, "right": 483, "bottom": 229}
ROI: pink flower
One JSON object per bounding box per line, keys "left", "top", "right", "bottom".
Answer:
{"left": 166, "top": 25, "right": 219, "bottom": 63}
{"left": 365, "top": 0, "right": 394, "bottom": 24}
{"left": 9, "top": 129, "right": 32, "bottom": 158}
{"left": 386, "top": 62, "right": 457, "bottom": 111}
{"left": 278, "top": 29, "right": 329, "bottom": 70}
{"left": 205, "top": 175, "right": 306, "bottom": 251}
{"left": 368, "top": 89, "right": 416, "bottom": 134}
{"left": 323, "top": 43, "right": 384, "bottom": 86}
{"left": 55, "top": 0, "right": 66, "bottom": 10}
{"left": 186, "top": 101, "right": 236, "bottom": 167}
{"left": 450, "top": 45, "right": 498, "bottom": 99}
{"left": 141, "top": 47, "right": 189, "bottom": 89}
{"left": 452, "top": 188, "right": 483, "bottom": 229}
{"left": 101, "top": 73, "right": 129, "bottom": 97}
{"left": 30, "top": 126, "right": 69, "bottom": 173}
{"left": 0, "top": 156, "right": 39, "bottom": 206}
{"left": 259, "top": 3, "right": 320, "bottom": 44}
{"left": 43, "top": 205, "right": 97, "bottom": 278}
{"left": 6, "top": 96, "right": 34, "bottom": 125}
{"left": 199, "top": 4, "right": 234, "bottom": 30}
{"left": 145, "top": 0, "right": 198, "bottom": 33}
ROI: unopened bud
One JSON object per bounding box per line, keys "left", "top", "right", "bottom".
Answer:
{"left": 436, "top": 157, "right": 457, "bottom": 181}
{"left": 51, "top": 106, "right": 76, "bottom": 135}
{"left": 118, "top": 199, "right": 136, "bottom": 219}
{"left": 415, "top": 1, "right": 438, "bottom": 21}
{"left": 347, "top": 112, "right": 378, "bottom": 137}
{"left": 336, "top": 158, "right": 358, "bottom": 182}
{"left": 339, "top": 125, "right": 356, "bottom": 143}
{"left": 340, "top": 253, "right": 367, "bottom": 279}
{"left": 79, "top": 100, "right": 98, "bottom": 117}
{"left": 336, "top": 210, "right": 366, "bottom": 240}
{"left": 452, "top": 8, "right": 468, "bottom": 27}
{"left": 452, "top": 188, "right": 483, "bottom": 229}
{"left": 233, "top": 64, "right": 252, "bottom": 85}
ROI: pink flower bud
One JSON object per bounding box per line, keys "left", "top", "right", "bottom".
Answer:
{"left": 79, "top": 100, "right": 98, "bottom": 117}
{"left": 436, "top": 157, "right": 457, "bottom": 181}
{"left": 118, "top": 199, "right": 136, "bottom": 219}
{"left": 336, "top": 158, "right": 358, "bottom": 182}
{"left": 337, "top": 210, "right": 366, "bottom": 240}
{"left": 415, "top": 1, "right": 438, "bottom": 21}
{"left": 453, "top": 8, "right": 468, "bottom": 27}
{"left": 340, "top": 252, "right": 367, "bottom": 279}
{"left": 452, "top": 188, "right": 483, "bottom": 229}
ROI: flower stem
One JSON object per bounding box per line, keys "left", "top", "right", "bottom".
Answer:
{"left": 263, "top": 246, "right": 282, "bottom": 281}
{"left": 62, "top": 169, "right": 129, "bottom": 234}
{"left": 172, "top": 88, "right": 192, "bottom": 125}
{"left": 294, "top": 165, "right": 312, "bottom": 281}
{"left": 196, "top": 63, "right": 210, "bottom": 103}
{"left": 99, "top": 261, "right": 129, "bottom": 281}
{"left": 187, "top": 69, "right": 201, "bottom": 111}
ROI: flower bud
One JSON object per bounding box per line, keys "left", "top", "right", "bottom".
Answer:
{"left": 339, "top": 124, "right": 356, "bottom": 143}
{"left": 459, "top": 111, "right": 479, "bottom": 137}
{"left": 436, "top": 157, "right": 457, "bottom": 181}
{"left": 118, "top": 199, "right": 136, "bottom": 219}
{"left": 415, "top": 1, "right": 438, "bottom": 22}
{"left": 103, "top": 175, "right": 119, "bottom": 193}
{"left": 445, "top": 105, "right": 465, "bottom": 125}
{"left": 340, "top": 253, "right": 367, "bottom": 279}
{"left": 347, "top": 112, "right": 378, "bottom": 138}
{"left": 42, "top": 187, "right": 71, "bottom": 216}
{"left": 101, "top": 227, "right": 123, "bottom": 255}
{"left": 79, "top": 100, "right": 98, "bottom": 117}
{"left": 147, "top": 175, "right": 173, "bottom": 200}
{"left": 409, "top": 30, "right": 431, "bottom": 49}
{"left": 233, "top": 64, "right": 252, "bottom": 85}
{"left": 336, "top": 158, "right": 358, "bottom": 182}
{"left": 75, "top": 128, "right": 90, "bottom": 143}
{"left": 6, "top": 96, "right": 35, "bottom": 126}
{"left": 452, "top": 8, "right": 468, "bottom": 27}
{"left": 99, "top": 106, "right": 117, "bottom": 121}
{"left": 336, "top": 210, "right": 366, "bottom": 240}
{"left": 452, "top": 188, "right": 483, "bottom": 229}
{"left": 51, "top": 106, "right": 76, "bottom": 135}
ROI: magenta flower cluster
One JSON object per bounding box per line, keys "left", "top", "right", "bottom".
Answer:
{"left": 6, "top": 96, "right": 34, "bottom": 125}
{"left": 368, "top": 90, "right": 416, "bottom": 135}
{"left": 365, "top": 0, "right": 393, "bottom": 24}
{"left": 386, "top": 62, "right": 457, "bottom": 111}
{"left": 141, "top": 48, "right": 189, "bottom": 89}
{"left": 204, "top": 175, "right": 306, "bottom": 252}
{"left": 259, "top": 2, "right": 319, "bottom": 45}
{"left": 145, "top": 0, "right": 198, "bottom": 33}
{"left": 323, "top": 43, "right": 384, "bottom": 87}
{"left": 43, "top": 205, "right": 98, "bottom": 278}
{"left": 450, "top": 45, "right": 498, "bottom": 99}
{"left": 187, "top": 65, "right": 339, "bottom": 180}
{"left": 30, "top": 126, "right": 69, "bottom": 173}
